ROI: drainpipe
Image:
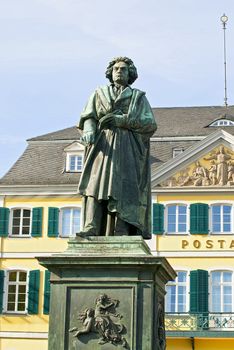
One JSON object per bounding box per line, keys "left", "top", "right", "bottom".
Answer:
{"left": 190, "top": 337, "right": 195, "bottom": 350}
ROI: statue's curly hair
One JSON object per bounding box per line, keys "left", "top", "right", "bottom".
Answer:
{"left": 105, "top": 57, "right": 138, "bottom": 85}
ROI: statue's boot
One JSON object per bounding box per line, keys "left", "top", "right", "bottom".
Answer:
{"left": 76, "top": 230, "right": 97, "bottom": 237}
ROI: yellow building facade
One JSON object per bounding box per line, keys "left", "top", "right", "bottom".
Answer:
{"left": 1, "top": 106, "right": 234, "bottom": 349}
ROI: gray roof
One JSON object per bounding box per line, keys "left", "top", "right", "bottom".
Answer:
{"left": 27, "top": 105, "right": 234, "bottom": 141}
{"left": 154, "top": 105, "right": 234, "bottom": 137}
{"left": 1, "top": 105, "right": 234, "bottom": 186}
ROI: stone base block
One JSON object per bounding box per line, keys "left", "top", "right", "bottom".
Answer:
{"left": 38, "top": 236, "right": 175, "bottom": 350}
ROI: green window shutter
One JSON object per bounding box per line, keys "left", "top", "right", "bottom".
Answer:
{"left": 190, "top": 269, "right": 208, "bottom": 313}
{"left": 152, "top": 203, "right": 164, "bottom": 234}
{"left": 0, "top": 207, "right": 9, "bottom": 237}
{"left": 48, "top": 207, "right": 59, "bottom": 237}
{"left": 190, "top": 203, "right": 209, "bottom": 234}
{"left": 31, "top": 207, "right": 43, "bottom": 237}
{"left": 43, "top": 270, "right": 51, "bottom": 315}
{"left": 0, "top": 270, "right": 5, "bottom": 314}
{"left": 28, "top": 270, "right": 40, "bottom": 314}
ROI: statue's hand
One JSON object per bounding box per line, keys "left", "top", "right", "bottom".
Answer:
{"left": 81, "top": 131, "right": 96, "bottom": 145}
{"left": 100, "top": 114, "right": 126, "bottom": 128}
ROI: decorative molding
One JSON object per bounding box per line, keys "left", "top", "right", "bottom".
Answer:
{"left": 0, "top": 184, "right": 79, "bottom": 195}
{"left": 153, "top": 251, "right": 234, "bottom": 257}
{"left": 0, "top": 332, "right": 48, "bottom": 339}
{"left": 1, "top": 252, "right": 54, "bottom": 258}
{"left": 160, "top": 146, "right": 234, "bottom": 188}
{"left": 151, "top": 136, "right": 205, "bottom": 142}
{"left": 152, "top": 130, "right": 234, "bottom": 186}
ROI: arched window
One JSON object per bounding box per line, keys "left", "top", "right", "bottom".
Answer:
{"left": 166, "top": 204, "right": 187, "bottom": 234}
{"left": 210, "top": 119, "right": 234, "bottom": 127}
{"left": 5, "top": 270, "right": 28, "bottom": 313}
{"left": 10, "top": 208, "right": 32, "bottom": 236}
{"left": 165, "top": 271, "right": 188, "bottom": 313}
{"left": 210, "top": 271, "right": 233, "bottom": 312}
{"left": 211, "top": 204, "right": 232, "bottom": 233}
{"left": 60, "top": 207, "right": 81, "bottom": 237}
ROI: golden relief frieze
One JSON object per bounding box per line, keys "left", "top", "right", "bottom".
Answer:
{"left": 160, "top": 145, "right": 234, "bottom": 187}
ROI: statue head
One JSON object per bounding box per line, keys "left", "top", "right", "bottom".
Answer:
{"left": 105, "top": 57, "right": 138, "bottom": 85}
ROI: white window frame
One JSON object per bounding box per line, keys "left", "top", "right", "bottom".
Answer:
{"left": 9, "top": 207, "right": 32, "bottom": 237}
{"left": 3, "top": 269, "right": 29, "bottom": 314}
{"left": 165, "top": 203, "right": 189, "bottom": 235}
{"left": 209, "top": 270, "right": 234, "bottom": 313}
{"left": 59, "top": 206, "right": 82, "bottom": 237}
{"left": 210, "top": 203, "right": 233, "bottom": 234}
{"left": 172, "top": 148, "right": 184, "bottom": 158}
{"left": 66, "top": 152, "right": 84, "bottom": 172}
{"left": 165, "top": 270, "right": 189, "bottom": 313}
{"left": 210, "top": 119, "right": 234, "bottom": 127}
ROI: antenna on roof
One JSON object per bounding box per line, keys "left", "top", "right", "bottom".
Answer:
{"left": 220, "top": 14, "right": 228, "bottom": 108}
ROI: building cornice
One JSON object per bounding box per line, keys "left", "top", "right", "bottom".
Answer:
{"left": 0, "top": 184, "right": 79, "bottom": 196}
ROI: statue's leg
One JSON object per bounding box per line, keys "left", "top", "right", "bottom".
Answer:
{"left": 78, "top": 196, "right": 104, "bottom": 236}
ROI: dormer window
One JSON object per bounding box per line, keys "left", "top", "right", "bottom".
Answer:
{"left": 69, "top": 155, "right": 83, "bottom": 172}
{"left": 173, "top": 148, "right": 184, "bottom": 158}
{"left": 64, "top": 141, "right": 85, "bottom": 173}
{"left": 210, "top": 119, "right": 234, "bottom": 127}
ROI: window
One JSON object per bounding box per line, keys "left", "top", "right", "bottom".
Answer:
{"left": 60, "top": 207, "right": 81, "bottom": 237}
{"left": 166, "top": 271, "right": 188, "bottom": 313}
{"left": 210, "top": 119, "right": 234, "bottom": 127}
{"left": 167, "top": 205, "right": 187, "bottom": 233}
{"left": 211, "top": 204, "right": 232, "bottom": 233}
{"left": 173, "top": 148, "right": 184, "bottom": 158}
{"left": 211, "top": 271, "right": 233, "bottom": 312}
{"left": 11, "top": 208, "right": 31, "bottom": 236}
{"left": 67, "top": 154, "right": 83, "bottom": 172}
{"left": 6, "top": 271, "right": 27, "bottom": 313}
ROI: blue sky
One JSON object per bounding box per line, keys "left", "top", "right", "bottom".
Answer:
{"left": 0, "top": 0, "right": 234, "bottom": 177}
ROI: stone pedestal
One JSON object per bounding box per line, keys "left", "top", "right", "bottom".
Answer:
{"left": 38, "top": 236, "right": 175, "bottom": 350}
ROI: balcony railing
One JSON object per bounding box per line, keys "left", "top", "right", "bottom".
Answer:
{"left": 165, "top": 313, "right": 234, "bottom": 331}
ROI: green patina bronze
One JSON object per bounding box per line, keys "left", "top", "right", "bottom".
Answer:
{"left": 38, "top": 237, "right": 176, "bottom": 350}
{"left": 77, "top": 57, "right": 157, "bottom": 239}
{"left": 37, "top": 57, "right": 175, "bottom": 350}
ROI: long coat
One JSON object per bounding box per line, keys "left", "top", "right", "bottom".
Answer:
{"left": 78, "top": 85, "right": 157, "bottom": 239}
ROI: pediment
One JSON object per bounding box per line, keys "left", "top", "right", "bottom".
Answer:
{"left": 152, "top": 130, "right": 234, "bottom": 188}
{"left": 64, "top": 141, "right": 84, "bottom": 152}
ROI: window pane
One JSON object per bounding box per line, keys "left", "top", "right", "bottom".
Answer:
{"left": 12, "top": 227, "right": 20, "bottom": 235}
{"left": 223, "top": 272, "right": 232, "bottom": 282}
{"left": 179, "top": 206, "right": 186, "bottom": 214}
{"left": 168, "top": 206, "right": 176, "bottom": 215}
{"left": 223, "top": 206, "right": 231, "bottom": 214}
{"left": 19, "top": 286, "right": 26, "bottom": 294}
{"left": 178, "top": 272, "right": 187, "bottom": 283}
{"left": 8, "top": 294, "right": 16, "bottom": 302}
{"left": 23, "top": 209, "right": 30, "bottom": 217}
{"left": 178, "top": 223, "right": 186, "bottom": 232}
{"left": 8, "top": 285, "right": 16, "bottom": 293}
{"left": 223, "top": 224, "right": 231, "bottom": 232}
{"left": 62, "top": 209, "right": 72, "bottom": 236}
{"left": 18, "top": 293, "right": 26, "bottom": 302}
{"left": 13, "top": 218, "right": 20, "bottom": 226}
{"left": 7, "top": 303, "right": 15, "bottom": 311}
{"left": 13, "top": 209, "right": 21, "bottom": 217}
{"left": 17, "top": 302, "right": 26, "bottom": 311}
{"left": 212, "top": 206, "right": 221, "bottom": 215}
{"left": 9, "top": 272, "right": 17, "bottom": 281}
{"left": 19, "top": 272, "right": 27, "bottom": 281}
{"left": 23, "top": 218, "right": 30, "bottom": 226}
{"left": 22, "top": 227, "right": 30, "bottom": 235}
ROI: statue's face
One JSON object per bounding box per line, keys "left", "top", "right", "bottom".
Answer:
{"left": 112, "top": 61, "right": 129, "bottom": 86}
